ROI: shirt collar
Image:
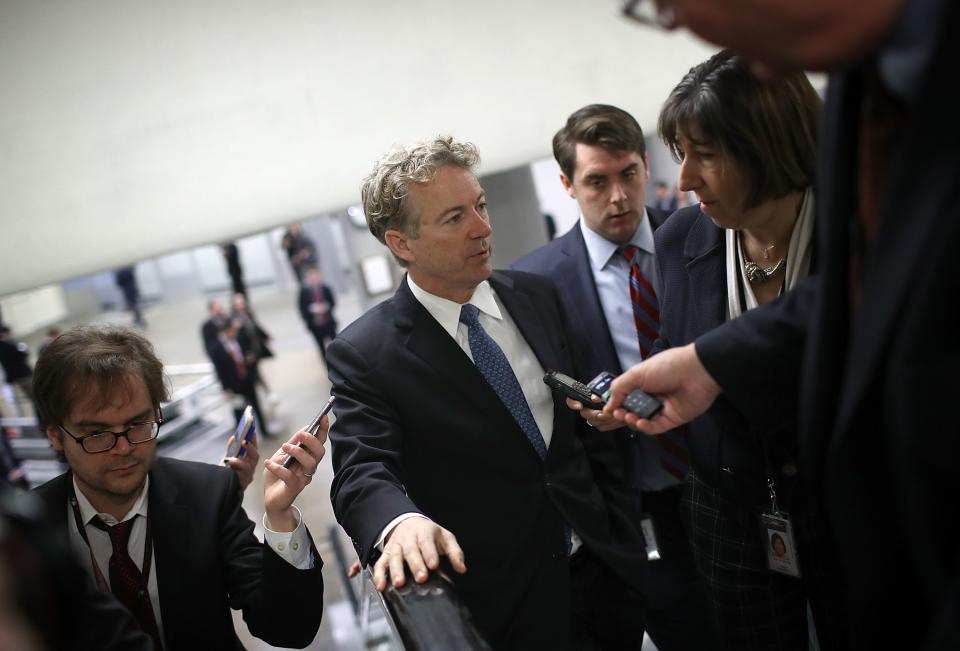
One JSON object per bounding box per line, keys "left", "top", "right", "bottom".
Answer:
{"left": 578, "top": 208, "right": 655, "bottom": 274}
{"left": 406, "top": 275, "right": 502, "bottom": 339}
{"left": 73, "top": 475, "right": 150, "bottom": 527}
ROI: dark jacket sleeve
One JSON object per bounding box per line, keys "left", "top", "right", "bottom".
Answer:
{"left": 696, "top": 276, "right": 815, "bottom": 430}
{"left": 326, "top": 331, "right": 423, "bottom": 565}
{"left": 212, "top": 466, "right": 325, "bottom": 648}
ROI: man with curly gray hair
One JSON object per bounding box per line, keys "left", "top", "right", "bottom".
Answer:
{"left": 329, "top": 136, "right": 645, "bottom": 649}
{"left": 361, "top": 136, "right": 480, "bottom": 262}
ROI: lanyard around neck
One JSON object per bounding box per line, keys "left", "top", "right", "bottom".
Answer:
{"left": 68, "top": 474, "right": 153, "bottom": 594}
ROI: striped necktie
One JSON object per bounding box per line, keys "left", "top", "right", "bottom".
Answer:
{"left": 622, "top": 245, "right": 659, "bottom": 358}
{"left": 621, "top": 245, "right": 689, "bottom": 480}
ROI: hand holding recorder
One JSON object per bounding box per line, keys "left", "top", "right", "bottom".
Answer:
{"left": 602, "top": 344, "right": 721, "bottom": 434}
{"left": 543, "top": 370, "right": 663, "bottom": 432}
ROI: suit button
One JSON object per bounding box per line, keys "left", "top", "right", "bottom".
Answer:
{"left": 277, "top": 543, "right": 286, "bottom": 551}
{"left": 781, "top": 463, "right": 798, "bottom": 477}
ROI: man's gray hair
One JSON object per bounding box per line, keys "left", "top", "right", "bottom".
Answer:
{"left": 360, "top": 136, "right": 480, "bottom": 266}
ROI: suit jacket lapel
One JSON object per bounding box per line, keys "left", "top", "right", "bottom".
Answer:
{"left": 556, "top": 228, "right": 623, "bottom": 374}
{"left": 489, "top": 271, "right": 564, "bottom": 375}
{"left": 148, "top": 460, "right": 189, "bottom": 640}
{"left": 393, "top": 278, "right": 527, "bottom": 447}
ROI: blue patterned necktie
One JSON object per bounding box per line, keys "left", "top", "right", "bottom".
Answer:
{"left": 459, "top": 304, "right": 547, "bottom": 460}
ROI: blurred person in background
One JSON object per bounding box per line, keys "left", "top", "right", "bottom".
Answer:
{"left": 298, "top": 267, "right": 337, "bottom": 367}
{"left": 653, "top": 180, "right": 679, "bottom": 213}
{"left": 221, "top": 242, "right": 247, "bottom": 298}
{"left": 230, "top": 293, "right": 276, "bottom": 404}
{"left": 0, "top": 326, "right": 38, "bottom": 420}
{"left": 281, "top": 224, "right": 318, "bottom": 285}
{"left": 210, "top": 318, "right": 273, "bottom": 437}
{"left": 113, "top": 266, "right": 145, "bottom": 328}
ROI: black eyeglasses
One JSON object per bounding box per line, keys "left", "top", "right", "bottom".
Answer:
{"left": 621, "top": 0, "right": 677, "bottom": 29}
{"left": 59, "top": 409, "right": 164, "bottom": 454}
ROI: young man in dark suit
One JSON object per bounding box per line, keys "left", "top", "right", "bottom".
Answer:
{"left": 609, "top": 1, "right": 958, "bottom": 648}
{"left": 32, "top": 325, "right": 325, "bottom": 650}
{"left": 327, "top": 136, "right": 645, "bottom": 650}
{"left": 512, "top": 105, "right": 714, "bottom": 650}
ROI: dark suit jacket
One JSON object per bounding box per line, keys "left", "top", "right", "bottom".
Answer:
{"left": 35, "top": 457, "right": 324, "bottom": 650}
{"left": 654, "top": 205, "right": 805, "bottom": 491}
{"left": 209, "top": 336, "right": 257, "bottom": 394}
{"left": 511, "top": 209, "right": 668, "bottom": 494}
{"left": 696, "top": 4, "right": 960, "bottom": 648}
{"left": 201, "top": 315, "right": 226, "bottom": 356}
{"left": 298, "top": 283, "right": 337, "bottom": 337}
{"left": 327, "top": 271, "right": 644, "bottom": 649}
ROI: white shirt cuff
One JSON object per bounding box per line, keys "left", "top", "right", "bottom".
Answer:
{"left": 375, "top": 512, "right": 428, "bottom": 551}
{"left": 262, "top": 505, "right": 314, "bottom": 569}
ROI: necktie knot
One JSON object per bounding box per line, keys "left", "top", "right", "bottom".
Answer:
{"left": 459, "top": 303, "right": 481, "bottom": 327}
{"left": 621, "top": 245, "right": 641, "bottom": 265}
{"left": 92, "top": 516, "right": 136, "bottom": 553}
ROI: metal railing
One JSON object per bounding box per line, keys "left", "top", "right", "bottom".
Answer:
{"left": 330, "top": 527, "right": 493, "bottom": 651}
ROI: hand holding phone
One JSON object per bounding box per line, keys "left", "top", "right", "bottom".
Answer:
{"left": 222, "top": 405, "right": 257, "bottom": 464}
{"left": 543, "top": 371, "right": 605, "bottom": 406}
{"left": 281, "top": 396, "right": 334, "bottom": 470}
{"left": 544, "top": 371, "right": 663, "bottom": 420}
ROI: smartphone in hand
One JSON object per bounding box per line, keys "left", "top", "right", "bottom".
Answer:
{"left": 222, "top": 405, "right": 257, "bottom": 463}
{"left": 281, "top": 396, "right": 334, "bottom": 469}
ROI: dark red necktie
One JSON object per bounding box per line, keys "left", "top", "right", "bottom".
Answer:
{"left": 91, "top": 517, "right": 163, "bottom": 648}
{"left": 851, "top": 66, "right": 902, "bottom": 310}
{"left": 621, "top": 245, "right": 689, "bottom": 480}
{"left": 622, "top": 245, "right": 660, "bottom": 358}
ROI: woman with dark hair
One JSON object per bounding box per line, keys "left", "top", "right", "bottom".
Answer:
{"left": 653, "top": 50, "right": 846, "bottom": 649}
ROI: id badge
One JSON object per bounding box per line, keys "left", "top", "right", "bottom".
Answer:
{"left": 639, "top": 515, "right": 661, "bottom": 561}
{"left": 759, "top": 511, "right": 801, "bottom": 578}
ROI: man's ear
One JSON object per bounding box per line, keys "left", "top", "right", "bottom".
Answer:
{"left": 642, "top": 153, "right": 651, "bottom": 182}
{"left": 46, "top": 425, "right": 64, "bottom": 452}
{"left": 384, "top": 230, "right": 415, "bottom": 265}
{"left": 560, "top": 172, "right": 576, "bottom": 200}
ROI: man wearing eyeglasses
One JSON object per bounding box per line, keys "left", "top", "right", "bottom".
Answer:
{"left": 31, "top": 325, "right": 325, "bottom": 650}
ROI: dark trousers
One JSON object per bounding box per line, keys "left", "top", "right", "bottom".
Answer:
{"left": 570, "top": 486, "right": 718, "bottom": 651}
{"left": 308, "top": 327, "right": 334, "bottom": 367}
{"left": 232, "top": 377, "right": 270, "bottom": 438}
